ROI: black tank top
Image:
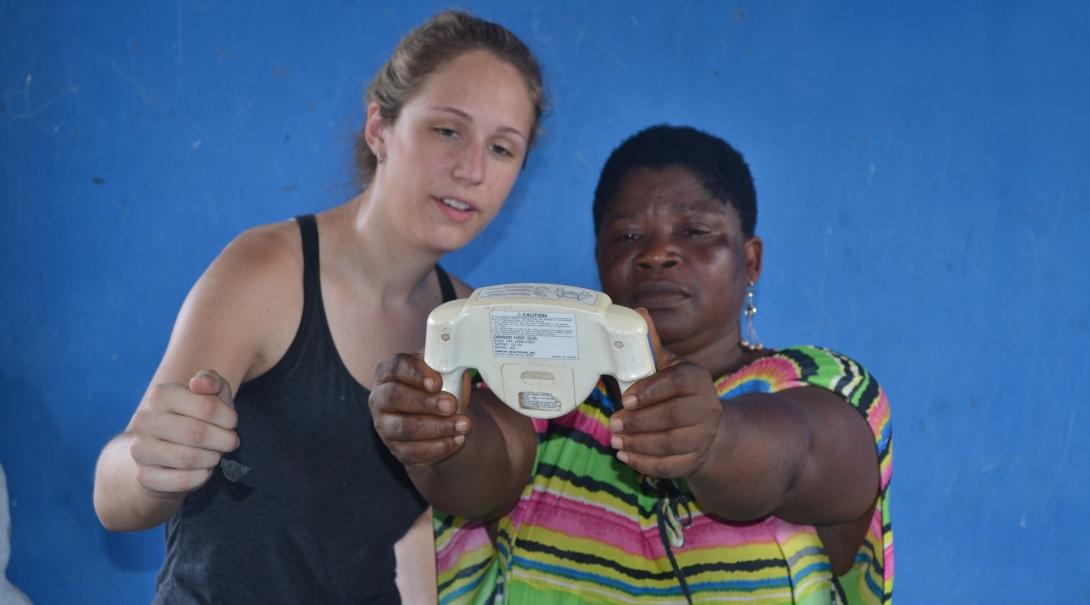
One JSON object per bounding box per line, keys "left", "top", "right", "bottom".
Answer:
{"left": 155, "top": 215, "right": 457, "bottom": 604}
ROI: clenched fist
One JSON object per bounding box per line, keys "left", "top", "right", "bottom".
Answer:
{"left": 128, "top": 369, "right": 240, "bottom": 496}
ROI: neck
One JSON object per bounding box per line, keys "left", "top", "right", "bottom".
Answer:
{"left": 669, "top": 323, "right": 752, "bottom": 379}
{"left": 329, "top": 189, "right": 444, "bottom": 309}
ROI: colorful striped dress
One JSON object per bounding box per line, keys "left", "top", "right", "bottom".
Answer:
{"left": 435, "top": 346, "right": 893, "bottom": 604}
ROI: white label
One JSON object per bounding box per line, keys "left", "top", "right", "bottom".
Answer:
{"left": 518, "top": 391, "right": 562, "bottom": 412}
{"left": 490, "top": 311, "right": 578, "bottom": 360}
{"left": 477, "top": 284, "right": 598, "bottom": 306}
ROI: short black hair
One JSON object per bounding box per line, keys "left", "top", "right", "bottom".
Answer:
{"left": 592, "top": 124, "right": 757, "bottom": 237}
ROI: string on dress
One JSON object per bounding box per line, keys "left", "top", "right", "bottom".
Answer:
{"left": 645, "top": 476, "right": 694, "bottom": 605}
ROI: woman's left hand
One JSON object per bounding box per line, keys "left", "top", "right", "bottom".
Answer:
{"left": 608, "top": 309, "right": 724, "bottom": 479}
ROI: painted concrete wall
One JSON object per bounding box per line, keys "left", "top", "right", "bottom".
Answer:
{"left": 2, "top": 1, "right": 1087, "bottom": 603}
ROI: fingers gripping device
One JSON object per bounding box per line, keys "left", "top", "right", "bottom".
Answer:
{"left": 424, "top": 283, "right": 656, "bottom": 419}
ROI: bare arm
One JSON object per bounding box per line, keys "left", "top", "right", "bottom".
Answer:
{"left": 394, "top": 508, "right": 438, "bottom": 605}
{"left": 614, "top": 370, "right": 877, "bottom": 573}
{"left": 688, "top": 385, "right": 878, "bottom": 525}
{"left": 93, "top": 225, "right": 298, "bottom": 531}
{"left": 370, "top": 354, "right": 536, "bottom": 520}
{"left": 611, "top": 313, "right": 878, "bottom": 573}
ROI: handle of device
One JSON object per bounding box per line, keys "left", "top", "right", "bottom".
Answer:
{"left": 440, "top": 368, "right": 466, "bottom": 413}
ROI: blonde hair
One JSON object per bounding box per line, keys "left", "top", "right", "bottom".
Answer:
{"left": 354, "top": 10, "right": 546, "bottom": 183}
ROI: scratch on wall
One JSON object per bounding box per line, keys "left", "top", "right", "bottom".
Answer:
{"left": 169, "top": 0, "right": 185, "bottom": 66}
{"left": 3, "top": 73, "right": 79, "bottom": 120}
{"left": 1019, "top": 409, "right": 1077, "bottom": 528}
{"left": 93, "top": 51, "right": 167, "bottom": 114}
{"left": 593, "top": 40, "right": 626, "bottom": 69}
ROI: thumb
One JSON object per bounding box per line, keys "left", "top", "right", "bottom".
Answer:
{"left": 636, "top": 307, "right": 682, "bottom": 371}
{"left": 189, "top": 369, "right": 235, "bottom": 407}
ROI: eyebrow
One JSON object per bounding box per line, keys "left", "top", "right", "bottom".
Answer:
{"left": 430, "top": 106, "right": 528, "bottom": 141}
{"left": 670, "top": 200, "right": 726, "bottom": 213}
{"left": 606, "top": 200, "right": 729, "bottom": 221}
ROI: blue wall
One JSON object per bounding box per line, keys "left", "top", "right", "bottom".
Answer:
{"left": 2, "top": 1, "right": 1088, "bottom": 603}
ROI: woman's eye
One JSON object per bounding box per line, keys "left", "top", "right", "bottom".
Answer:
{"left": 681, "top": 227, "right": 711, "bottom": 238}
{"left": 489, "top": 143, "right": 513, "bottom": 158}
{"left": 434, "top": 127, "right": 458, "bottom": 139}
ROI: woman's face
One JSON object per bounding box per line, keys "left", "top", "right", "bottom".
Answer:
{"left": 595, "top": 165, "right": 762, "bottom": 359}
{"left": 369, "top": 50, "right": 535, "bottom": 253}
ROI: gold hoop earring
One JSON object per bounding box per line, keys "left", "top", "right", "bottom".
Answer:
{"left": 740, "top": 281, "right": 762, "bottom": 351}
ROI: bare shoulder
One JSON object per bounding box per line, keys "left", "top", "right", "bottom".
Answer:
{"left": 215, "top": 220, "right": 303, "bottom": 281}
{"left": 150, "top": 219, "right": 305, "bottom": 390}
{"left": 193, "top": 220, "right": 304, "bottom": 321}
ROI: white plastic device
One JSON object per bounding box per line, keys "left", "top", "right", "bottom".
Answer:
{"left": 423, "top": 283, "right": 656, "bottom": 419}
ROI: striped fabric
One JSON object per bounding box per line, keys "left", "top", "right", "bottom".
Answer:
{"left": 436, "top": 346, "right": 893, "bottom": 604}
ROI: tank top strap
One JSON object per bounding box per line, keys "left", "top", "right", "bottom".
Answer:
{"left": 295, "top": 214, "right": 320, "bottom": 291}
{"left": 435, "top": 264, "right": 457, "bottom": 302}
{"left": 294, "top": 214, "right": 325, "bottom": 329}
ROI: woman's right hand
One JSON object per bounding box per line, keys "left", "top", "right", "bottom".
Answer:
{"left": 370, "top": 354, "right": 472, "bottom": 468}
{"left": 128, "top": 369, "right": 240, "bottom": 498}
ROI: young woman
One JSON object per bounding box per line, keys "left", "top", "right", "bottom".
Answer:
{"left": 92, "top": 11, "right": 545, "bottom": 603}
{"left": 371, "top": 125, "right": 893, "bottom": 604}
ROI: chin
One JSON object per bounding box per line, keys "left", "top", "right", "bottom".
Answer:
{"left": 429, "top": 225, "right": 481, "bottom": 254}
{"left": 646, "top": 315, "right": 685, "bottom": 343}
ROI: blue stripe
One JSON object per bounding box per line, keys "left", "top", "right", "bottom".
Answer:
{"left": 512, "top": 556, "right": 685, "bottom": 596}
{"left": 689, "top": 575, "right": 795, "bottom": 592}
{"left": 785, "top": 544, "right": 825, "bottom": 567}
{"left": 439, "top": 574, "right": 484, "bottom": 605}
{"left": 876, "top": 422, "right": 892, "bottom": 453}
{"left": 789, "top": 560, "right": 833, "bottom": 584}
{"left": 864, "top": 561, "right": 884, "bottom": 598}
{"left": 721, "top": 379, "right": 774, "bottom": 399}
{"left": 843, "top": 550, "right": 885, "bottom": 599}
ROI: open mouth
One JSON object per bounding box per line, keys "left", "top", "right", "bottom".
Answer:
{"left": 434, "top": 196, "right": 477, "bottom": 222}
{"left": 440, "top": 197, "right": 471, "bottom": 211}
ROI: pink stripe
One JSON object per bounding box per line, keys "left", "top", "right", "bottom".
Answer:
{"left": 510, "top": 490, "right": 787, "bottom": 558}
{"left": 436, "top": 522, "right": 492, "bottom": 572}
{"left": 868, "top": 391, "right": 891, "bottom": 435}
{"left": 868, "top": 510, "right": 883, "bottom": 539}
{"left": 885, "top": 541, "right": 895, "bottom": 586}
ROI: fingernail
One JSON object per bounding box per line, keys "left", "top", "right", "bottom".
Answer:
{"left": 424, "top": 377, "right": 436, "bottom": 391}
{"left": 610, "top": 435, "right": 623, "bottom": 450}
{"left": 453, "top": 435, "right": 466, "bottom": 446}
{"left": 437, "top": 397, "right": 454, "bottom": 414}
{"left": 617, "top": 451, "right": 629, "bottom": 464}
{"left": 622, "top": 394, "right": 637, "bottom": 409}
{"left": 454, "top": 419, "right": 469, "bottom": 433}
{"left": 609, "top": 418, "right": 623, "bottom": 433}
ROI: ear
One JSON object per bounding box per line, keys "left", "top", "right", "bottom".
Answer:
{"left": 363, "top": 101, "right": 389, "bottom": 158}
{"left": 744, "top": 235, "right": 763, "bottom": 283}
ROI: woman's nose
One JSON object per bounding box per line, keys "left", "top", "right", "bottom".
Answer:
{"left": 635, "top": 237, "right": 680, "bottom": 270}
{"left": 452, "top": 141, "right": 485, "bottom": 185}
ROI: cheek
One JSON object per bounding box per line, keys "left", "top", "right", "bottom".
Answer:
{"left": 701, "top": 246, "right": 746, "bottom": 275}
{"left": 597, "top": 251, "right": 633, "bottom": 290}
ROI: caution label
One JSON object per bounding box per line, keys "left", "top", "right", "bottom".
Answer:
{"left": 490, "top": 311, "right": 578, "bottom": 360}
